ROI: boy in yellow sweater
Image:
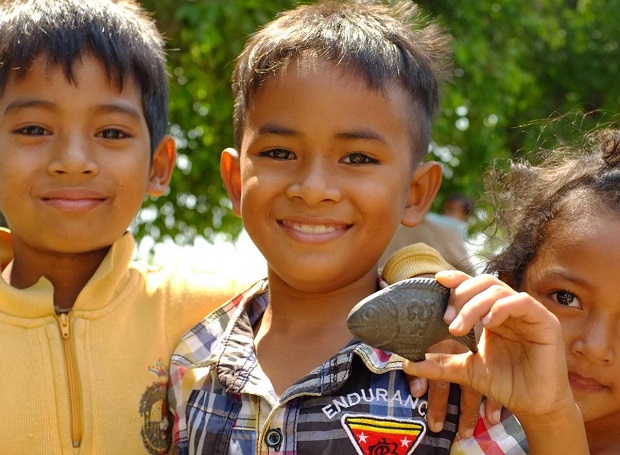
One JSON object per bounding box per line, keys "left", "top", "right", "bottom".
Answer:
{"left": 0, "top": 0, "right": 239, "bottom": 453}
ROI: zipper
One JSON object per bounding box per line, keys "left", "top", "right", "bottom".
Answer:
{"left": 57, "top": 312, "right": 83, "bottom": 448}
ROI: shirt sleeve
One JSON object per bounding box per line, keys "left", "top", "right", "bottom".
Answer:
{"left": 168, "top": 362, "right": 191, "bottom": 455}
{"left": 449, "top": 403, "right": 529, "bottom": 454}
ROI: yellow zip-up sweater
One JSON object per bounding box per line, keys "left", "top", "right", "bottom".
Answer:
{"left": 0, "top": 230, "right": 242, "bottom": 454}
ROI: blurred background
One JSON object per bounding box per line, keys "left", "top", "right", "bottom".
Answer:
{"left": 3, "top": 0, "right": 618, "bottom": 273}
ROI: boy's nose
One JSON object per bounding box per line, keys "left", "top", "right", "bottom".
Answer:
{"left": 285, "top": 159, "right": 341, "bottom": 205}
{"left": 48, "top": 134, "right": 98, "bottom": 175}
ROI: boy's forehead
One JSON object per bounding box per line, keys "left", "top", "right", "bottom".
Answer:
{"left": 240, "top": 58, "right": 423, "bottom": 165}
{"left": 266, "top": 56, "right": 386, "bottom": 95}
{"left": 251, "top": 56, "right": 422, "bottom": 121}
{"left": 244, "top": 57, "right": 423, "bottom": 153}
{"left": 0, "top": 53, "right": 143, "bottom": 114}
{"left": 5, "top": 52, "right": 127, "bottom": 93}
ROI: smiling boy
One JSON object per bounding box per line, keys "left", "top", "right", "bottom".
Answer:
{"left": 0, "top": 1, "right": 237, "bottom": 453}
{"left": 167, "top": 1, "right": 536, "bottom": 454}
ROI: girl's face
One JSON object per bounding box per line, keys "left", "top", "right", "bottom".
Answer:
{"left": 522, "top": 210, "right": 620, "bottom": 430}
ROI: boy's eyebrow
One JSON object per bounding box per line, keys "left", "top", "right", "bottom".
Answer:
{"left": 3, "top": 99, "right": 143, "bottom": 121}
{"left": 334, "top": 129, "right": 388, "bottom": 144}
{"left": 3, "top": 99, "right": 55, "bottom": 115}
{"left": 257, "top": 123, "right": 297, "bottom": 136}
{"left": 94, "top": 103, "right": 143, "bottom": 121}
{"left": 258, "top": 123, "right": 388, "bottom": 144}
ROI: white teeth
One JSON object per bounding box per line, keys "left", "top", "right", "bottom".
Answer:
{"left": 292, "top": 224, "right": 336, "bottom": 234}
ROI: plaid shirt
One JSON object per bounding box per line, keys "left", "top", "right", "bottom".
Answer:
{"left": 169, "top": 279, "right": 528, "bottom": 455}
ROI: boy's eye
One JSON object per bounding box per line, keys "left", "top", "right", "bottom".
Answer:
{"left": 97, "top": 129, "right": 128, "bottom": 140}
{"left": 16, "top": 125, "right": 49, "bottom": 136}
{"left": 341, "top": 152, "right": 378, "bottom": 165}
{"left": 260, "top": 148, "right": 295, "bottom": 160}
{"left": 551, "top": 290, "right": 581, "bottom": 308}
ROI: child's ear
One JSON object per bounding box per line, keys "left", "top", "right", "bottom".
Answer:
{"left": 147, "top": 135, "right": 176, "bottom": 197}
{"left": 401, "top": 161, "right": 443, "bottom": 227}
{"left": 220, "top": 148, "right": 242, "bottom": 217}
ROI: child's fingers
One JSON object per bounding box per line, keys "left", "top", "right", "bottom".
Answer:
{"left": 457, "top": 386, "right": 484, "bottom": 439}
{"left": 426, "top": 379, "right": 451, "bottom": 432}
{"left": 481, "top": 292, "right": 560, "bottom": 343}
{"left": 436, "top": 270, "right": 471, "bottom": 323}
{"left": 417, "top": 338, "right": 470, "bottom": 432}
{"left": 401, "top": 352, "right": 471, "bottom": 388}
{"left": 435, "top": 269, "right": 471, "bottom": 285}
{"left": 484, "top": 398, "right": 503, "bottom": 425}
{"left": 408, "top": 375, "right": 428, "bottom": 398}
{"left": 448, "top": 284, "right": 517, "bottom": 336}
{"left": 438, "top": 273, "right": 514, "bottom": 326}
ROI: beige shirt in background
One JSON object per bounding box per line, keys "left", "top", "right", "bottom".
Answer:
{"left": 379, "top": 216, "right": 477, "bottom": 275}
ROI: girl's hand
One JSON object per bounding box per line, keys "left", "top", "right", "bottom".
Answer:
{"left": 403, "top": 271, "right": 572, "bottom": 420}
{"left": 405, "top": 340, "right": 502, "bottom": 439}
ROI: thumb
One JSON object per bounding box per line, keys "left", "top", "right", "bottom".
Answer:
{"left": 401, "top": 352, "right": 473, "bottom": 389}
{"left": 435, "top": 270, "right": 471, "bottom": 289}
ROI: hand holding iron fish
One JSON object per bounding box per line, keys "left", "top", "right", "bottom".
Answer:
{"left": 347, "top": 277, "right": 478, "bottom": 362}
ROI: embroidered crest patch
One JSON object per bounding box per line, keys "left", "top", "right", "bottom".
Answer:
{"left": 341, "top": 413, "right": 426, "bottom": 455}
{"left": 139, "top": 361, "right": 171, "bottom": 455}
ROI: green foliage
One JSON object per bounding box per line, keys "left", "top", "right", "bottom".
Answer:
{"left": 418, "top": 0, "right": 620, "bottom": 214}
{"left": 135, "top": 0, "right": 620, "bottom": 245}
{"left": 137, "top": 0, "right": 296, "bottom": 245}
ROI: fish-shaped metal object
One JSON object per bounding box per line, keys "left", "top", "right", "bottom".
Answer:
{"left": 347, "top": 277, "right": 478, "bottom": 361}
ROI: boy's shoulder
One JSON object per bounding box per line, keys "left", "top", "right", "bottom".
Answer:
{"left": 139, "top": 257, "right": 250, "bottom": 303}
{"left": 171, "top": 278, "right": 269, "bottom": 367}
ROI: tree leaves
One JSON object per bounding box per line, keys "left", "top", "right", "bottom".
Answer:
{"left": 134, "top": 0, "right": 619, "bottom": 245}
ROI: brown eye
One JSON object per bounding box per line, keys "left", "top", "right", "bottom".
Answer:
{"left": 18, "top": 125, "right": 49, "bottom": 135}
{"left": 261, "top": 148, "right": 294, "bottom": 160}
{"left": 98, "top": 129, "right": 127, "bottom": 139}
{"left": 552, "top": 290, "right": 580, "bottom": 308}
{"left": 342, "top": 152, "right": 377, "bottom": 165}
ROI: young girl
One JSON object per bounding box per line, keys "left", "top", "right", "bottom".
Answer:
{"left": 405, "top": 128, "right": 620, "bottom": 454}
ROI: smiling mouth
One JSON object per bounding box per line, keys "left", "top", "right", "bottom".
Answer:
{"left": 291, "top": 224, "right": 336, "bottom": 234}
{"left": 42, "top": 197, "right": 106, "bottom": 211}
{"left": 279, "top": 219, "right": 350, "bottom": 234}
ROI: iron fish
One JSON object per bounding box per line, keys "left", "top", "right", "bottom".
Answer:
{"left": 347, "top": 277, "right": 478, "bottom": 362}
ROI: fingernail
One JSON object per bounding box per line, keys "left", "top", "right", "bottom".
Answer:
{"left": 409, "top": 379, "right": 423, "bottom": 396}
{"left": 461, "top": 428, "right": 474, "bottom": 439}
{"left": 443, "top": 305, "right": 456, "bottom": 323}
{"left": 431, "top": 421, "right": 444, "bottom": 433}
{"left": 449, "top": 314, "right": 463, "bottom": 332}
{"left": 490, "top": 408, "right": 501, "bottom": 424}
{"left": 436, "top": 270, "right": 453, "bottom": 279}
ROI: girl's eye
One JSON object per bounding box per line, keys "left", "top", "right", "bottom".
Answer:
{"left": 551, "top": 290, "right": 581, "bottom": 308}
{"left": 261, "top": 148, "right": 295, "bottom": 160}
{"left": 16, "top": 125, "right": 49, "bottom": 136}
{"left": 98, "top": 129, "right": 128, "bottom": 140}
{"left": 341, "top": 152, "right": 378, "bottom": 165}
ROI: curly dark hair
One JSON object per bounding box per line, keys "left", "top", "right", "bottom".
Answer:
{"left": 485, "top": 128, "right": 620, "bottom": 288}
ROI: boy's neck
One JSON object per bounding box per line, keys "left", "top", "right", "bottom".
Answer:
{"left": 253, "top": 268, "right": 379, "bottom": 396}
{"left": 7, "top": 242, "right": 111, "bottom": 311}
{"left": 264, "top": 267, "right": 378, "bottom": 328}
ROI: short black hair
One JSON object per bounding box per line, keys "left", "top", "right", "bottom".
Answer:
{"left": 0, "top": 0, "right": 169, "bottom": 153}
{"left": 232, "top": 0, "right": 452, "bottom": 164}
